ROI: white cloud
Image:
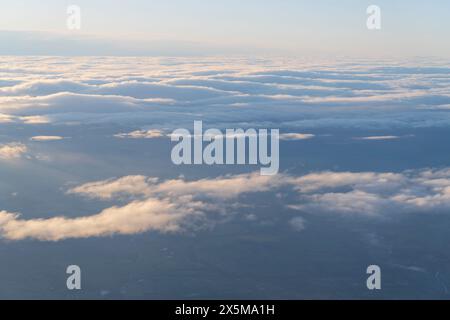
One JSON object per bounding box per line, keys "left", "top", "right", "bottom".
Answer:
{"left": 356, "top": 136, "right": 400, "bottom": 140}
{"left": 290, "top": 171, "right": 405, "bottom": 193}
{"left": 69, "top": 172, "right": 286, "bottom": 201}
{"left": 280, "top": 133, "right": 315, "bottom": 140}
{"left": 289, "top": 217, "right": 306, "bottom": 232}
{"left": 20, "top": 115, "right": 50, "bottom": 124}
{"left": 0, "top": 198, "right": 203, "bottom": 241}
{"left": 4, "top": 168, "right": 450, "bottom": 240}
{"left": 0, "top": 114, "right": 14, "bottom": 123}
{"left": 30, "top": 136, "right": 64, "bottom": 142}
{"left": 0, "top": 143, "right": 27, "bottom": 160}
{"left": 68, "top": 175, "right": 158, "bottom": 200}
{"left": 294, "top": 190, "right": 393, "bottom": 216}
{"left": 289, "top": 169, "right": 450, "bottom": 215}
{"left": 114, "top": 130, "right": 164, "bottom": 139}
{"left": 1, "top": 173, "right": 284, "bottom": 241}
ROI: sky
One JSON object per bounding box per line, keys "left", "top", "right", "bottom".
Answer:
{"left": 0, "top": 0, "right": 449, "bottom": 56}
{"left": 1, "top": 1, "right": 450, "bottom": 299}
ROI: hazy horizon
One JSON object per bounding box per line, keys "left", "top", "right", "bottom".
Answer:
{"left": 1, "top": 0, "right": 450, "bottom": 57}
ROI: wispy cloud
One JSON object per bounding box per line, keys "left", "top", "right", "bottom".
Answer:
{"left": 30, "top": 136, "right": 65, "bottom": 142}
{"left": 0, "top": 143, "right": 27, "bottom": 160}
{"left": 280, "top": 133, "right": 315, "bottom": 140}
{"left": 356, "top": 136, "right": 400, "bottom": 140}
{"left": 114, "top": 130, "right": 164, "bottom": 139}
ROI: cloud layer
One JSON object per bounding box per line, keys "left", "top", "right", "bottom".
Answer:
{"left": 0, "top": 56, "right": 450, "bottom": 129}
{"left": 3, "top": 168, "right": 450, "bottom": 241}
{"left": 1, "top": 56, "right": 450, "bottom": 242}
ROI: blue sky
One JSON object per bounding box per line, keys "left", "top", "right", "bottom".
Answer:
{"left": 0, "top": 0, "right": 449, "bottom": 56}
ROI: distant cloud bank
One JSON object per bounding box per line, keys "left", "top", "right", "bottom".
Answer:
{"left": 0, "top": 56, "right": 449, "bottom": 130}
